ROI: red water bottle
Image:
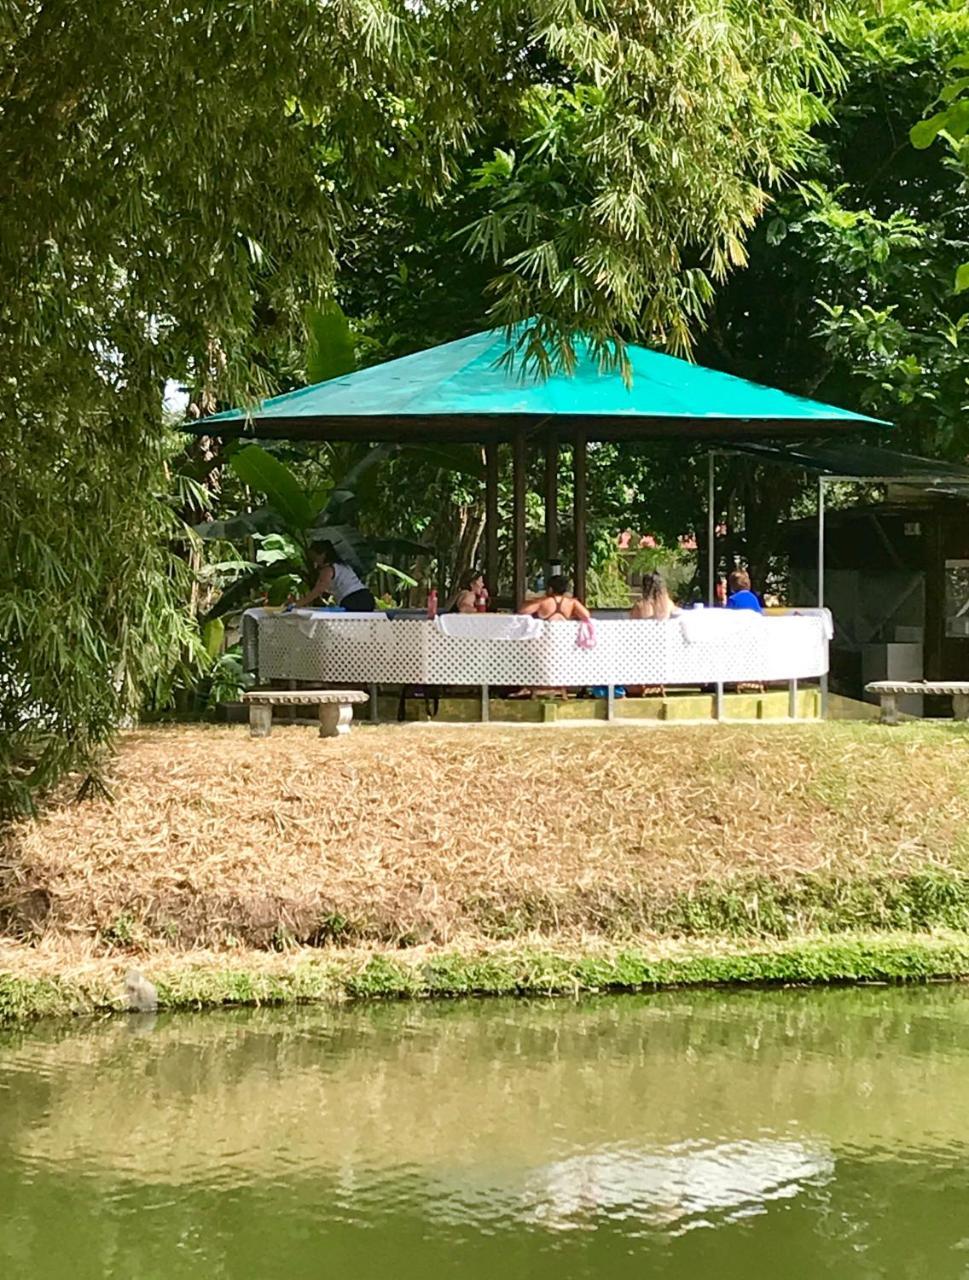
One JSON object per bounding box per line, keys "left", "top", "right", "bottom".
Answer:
{"left": 427, "top": 588, "right": 438, "bottom": 619}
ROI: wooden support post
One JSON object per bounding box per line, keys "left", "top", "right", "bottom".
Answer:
{"left": 714, "top": 682, "right": 724, "bottom": 722}
{"left": 573, "top": 433, "right": 588, "bottom": 601}
{"left": 544, "top": 434, "right": 559, "bottom": 575}
{"left": 788, "top": 678, "right": 798, "bottom": 721}
{"left": 369, "top": 683, "right": 379, "bottom": 723}
{"left": 924, "top": 510, "right": 945, "bottom": 682}
{"left": 512, "top": 430, "right": 527, "bottom": 608}
{"left": 480, "top": 685, "right": 490, "bottom": 723}
{"left": 485, "top": 443, "right": 499, "bottom": 605}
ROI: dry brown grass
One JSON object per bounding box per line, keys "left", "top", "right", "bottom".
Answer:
{"left": 3, "top": 721, "right": 969, "bottom": 951}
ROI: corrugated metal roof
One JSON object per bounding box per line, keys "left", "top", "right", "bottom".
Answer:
{"left": 720, "top": 441, "right": 969, "bottom": 493}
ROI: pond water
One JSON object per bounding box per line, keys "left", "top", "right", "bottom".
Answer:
{"left": 2, "top": 986, "right": 969, "bottom": 1278}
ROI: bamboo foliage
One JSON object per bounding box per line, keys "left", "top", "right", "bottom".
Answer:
{"left": 0, "top": 0, "right": 838, "bottom": 813}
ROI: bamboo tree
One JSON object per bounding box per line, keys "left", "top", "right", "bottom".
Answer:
{"left": 0, "top": 0, "right": 840, "bottom": 813}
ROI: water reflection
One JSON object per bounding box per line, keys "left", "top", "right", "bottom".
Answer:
{"left": 523, "top": 1141, "right": 834, "bottom": 1234}
{"left": 2, "top": 987, "right": 969, "bottom": 1278}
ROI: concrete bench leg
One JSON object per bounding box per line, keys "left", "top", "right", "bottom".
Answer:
{"left": 319, "top": 702, "right": 353, "bottom": 737}
{"left": 953, "top": 693, "right": 969, "bottom": 721}
{"left": 249, "top": 705, "right": 273, "bottom": 738}
{"left": 880, "top": 693, "right": 899, "bottom": 726}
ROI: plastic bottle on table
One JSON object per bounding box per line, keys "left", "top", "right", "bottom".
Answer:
{"left": 476, "top": 586, "right": 489, "bottom": 613}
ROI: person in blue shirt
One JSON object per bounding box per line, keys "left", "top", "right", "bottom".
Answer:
{"left": 726, "top": 568, "right": 763, "bottom": 613}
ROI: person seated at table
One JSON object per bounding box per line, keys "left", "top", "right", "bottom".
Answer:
{"left": 292, "top": 542, "right": 376, "bottom": 612}
{"left": 452, "top": 569, "right": 486, "bottom": 614}
{"left": 726, "top": 568, "right": 763, "bottom": 613}
{"left": 630, "top": 571, "right": 680, "bottom": 620}
{"left": 518, "top": 574, "right": 591, "bottom": 622}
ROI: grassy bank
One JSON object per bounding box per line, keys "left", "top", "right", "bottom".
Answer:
{"left": 5, "top": 721, "right": 969, "bottom": 948}
{"left": 3, "top": 720, "right": 969, "bottom": 1022}
{"left": 3, "top": 934, "right": 969, "bottom": 1024}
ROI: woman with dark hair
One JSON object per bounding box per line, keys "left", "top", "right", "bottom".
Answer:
{"left": 292, "top": 542, "right": 376, "bottom": 612}
{"left": 452, "top": 568, "right": 487, "bottom": 614}
{"left": 518, "top": 574, "right": 591, "bottom": 622}
{"left": 630, "top": 571, "right": 679, "bottom": 620}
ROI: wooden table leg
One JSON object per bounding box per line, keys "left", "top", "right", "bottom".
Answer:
{"left": 249, "top": 704, "right": 272, "bottom": 738}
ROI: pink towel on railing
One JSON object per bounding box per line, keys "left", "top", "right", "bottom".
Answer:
{"left": 576, "top": 619, "right": 597, "bottom": 650}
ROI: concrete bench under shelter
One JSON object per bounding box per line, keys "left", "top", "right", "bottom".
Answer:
{"left": 866, "top": 681, "right": 969, "bottom": 725}
{"left": 242, "top": 689, "right": 368, "bottom": 737}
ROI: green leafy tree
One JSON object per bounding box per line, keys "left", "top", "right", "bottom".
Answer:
{"left": 0, "top": 0, "right": 842, "bottom": 811}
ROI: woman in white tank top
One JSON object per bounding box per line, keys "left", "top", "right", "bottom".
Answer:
{"left": 293, "top": 545, "right": 376, "bottom": 612}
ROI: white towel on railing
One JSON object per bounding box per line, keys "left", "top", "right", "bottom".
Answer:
{"left": 434, "top": 613, "right": 544, "bottom": 641}
{"left": 789, "top": 609, "right": 834, "bottom": 640}
{"left": 678, "top": 608, "right": 764, "bottom": 645}
{"left": 283, "top": 610, "right": 393, "bottom": 650}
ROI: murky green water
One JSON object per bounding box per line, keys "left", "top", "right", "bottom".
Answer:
{"left": 2, "top": 987, "right": 969, "bottom": 1278}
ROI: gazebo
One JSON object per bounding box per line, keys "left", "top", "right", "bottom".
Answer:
{"left": 196, "top": 325, "right": 886, "bottom": 604}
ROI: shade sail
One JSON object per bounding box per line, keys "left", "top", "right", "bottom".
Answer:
{"left": 719, "top": 440, "right": 969, "bottom": 494}
{"left": 193, "top": 326, "right": 888, "bottom": 443}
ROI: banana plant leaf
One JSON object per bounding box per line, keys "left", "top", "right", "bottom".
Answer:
{"left": 370, "top": 535, "right": 431, "bottom": 560}
{"left": 229, "top": 445, "right": 315, "bottom": 531}
{"left": 193, "top": 507, "right": 289, "bottom": 541}
{"left": 375, "top": 562, "right": 419, "bottom": 588}
{"left": 322, "top": 445, "right": 391, "bottom": 523}
{"left": 305, "top": 300, "right": 356, "bottom": 384}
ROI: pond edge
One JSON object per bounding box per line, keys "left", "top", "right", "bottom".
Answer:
{"left": 3, "top": 933, "right": 969, "bottom": 1024}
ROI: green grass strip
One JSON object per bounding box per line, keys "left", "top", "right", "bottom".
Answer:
{"left": 4, "top": 934, "right": 969, "bottom": 1025}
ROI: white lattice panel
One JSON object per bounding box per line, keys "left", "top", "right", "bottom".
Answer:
{"left": 252, "top": 611, "right": 829, "bottom": 686}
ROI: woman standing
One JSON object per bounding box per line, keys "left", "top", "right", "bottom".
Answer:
{"left": 293, "top": 542, "right": 376, "bottom": 612}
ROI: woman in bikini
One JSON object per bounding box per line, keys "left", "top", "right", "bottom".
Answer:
{"left": 512, "top": 575, "right": 591, "bottom": 698}
{"left": 518, "top": 574, "right": 591, "bottom": 623}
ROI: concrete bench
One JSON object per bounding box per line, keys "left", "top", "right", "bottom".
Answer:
{"left": 865, "top": 681, "right": 969, "bottom": 725}
{"left": 242, "top": 689, "right": 369, "bottom": 738}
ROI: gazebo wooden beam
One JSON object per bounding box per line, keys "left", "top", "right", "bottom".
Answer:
{"left": 512, "top": 430, "right": 528, "bottom": 606}
{"left": 485, "top": 442, "right": 499, "bottom": 604}
{"left": 573, "top": 433, "right": 588, "bottom": 601}
{"left": 544, "top": 434, "right": 559, "bottom": 574}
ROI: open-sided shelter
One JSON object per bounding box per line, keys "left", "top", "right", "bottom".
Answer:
{"left": 193, "top": 325, "right": 886, "bottom": 603}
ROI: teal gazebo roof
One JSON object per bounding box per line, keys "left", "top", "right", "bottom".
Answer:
{"left": 197, "top": 326, "right": 888, "bottom": 443}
